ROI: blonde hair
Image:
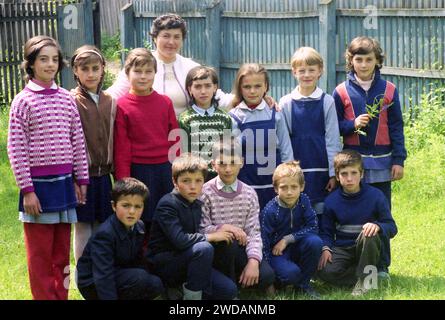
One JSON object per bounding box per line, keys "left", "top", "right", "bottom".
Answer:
{"left": 291, "top": 47, "right": 324, "bottom": 70}
{"left": 124, "top": 48, "right": 157, "bottom": 75}
{"left": 273, "top": 161, "right": 305, "bottom": 188}
{"left": 231, "top": 63, "right": 270, "bottom": 108}
{"left": 345, "top": 36, "right": 385, "bottom": 72}
{"left": 172, "top": 153, "right": 208, "bottom": 182}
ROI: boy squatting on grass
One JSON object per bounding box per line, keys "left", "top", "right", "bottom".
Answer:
{"left": 317, "top": 150, "right": 397, "bottom": 296}
{"left": 146, "top": 153, "right": 238, "bottom": 300}
{"left": 200, "top": 139, "right": 275, "bottom": 294}
{"left": 260, "top": 161, "right": 323, "bottom": 300}
{"left": 75, "top": 178, "right": 164, "bottom": 300}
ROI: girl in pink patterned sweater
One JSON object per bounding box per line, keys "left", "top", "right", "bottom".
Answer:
{"left": 7, "top": 36, "right": 89, "bottom": 300}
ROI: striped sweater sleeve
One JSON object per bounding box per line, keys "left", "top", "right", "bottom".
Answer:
{"left": 244, "top": 189, "right": 263, "bottom": 262}
{"left": 199, "top": 190, "right": 220, "bottom": 234}
{"left": 7, "top": 97, "right": 34, "bottom": 193}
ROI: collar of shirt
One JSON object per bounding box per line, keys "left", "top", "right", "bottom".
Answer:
{"left": 354, "top": 72, "right": 375, "bottom": 91}
{"left": 277, "top": 196, "right": 298, "bottom": 209}
{"left": 88, "top": 91, "right": 100, "bottom": 104}
{"left": 27, "top": 80, "right": 58, "bottom": 91}
{"left": 237, "top": 99, "right": 267, "bottom": 111}
{"left": 290, "top": 86, "right": 323, "bottom": 100}
{"left": 216, "top": 176, "right": 238, "bottom": 193}
{"left": 192, "top": 104, "right": 215, "bottom": 116}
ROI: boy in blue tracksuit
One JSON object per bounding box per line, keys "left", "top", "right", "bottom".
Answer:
{"left": 332, "top": 37, "right": 406, "bottom": 277}
{"left": 280, "top": 47, "right": 342, "bottom": 223}
{"left": 317, "top": 150, "right": 397, "bottom": 296}
{"left": 261, "top": 161, "right": 323, "bottom": 299}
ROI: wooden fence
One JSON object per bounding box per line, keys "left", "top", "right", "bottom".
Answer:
{"left": 0, "top": 0, "right": 97, "bottom": 107}
{"left": 122, "top": 0, "right": 445, "bottom": 111}
{"left": 100, "top": 0, "right": 130, "bottom": 36}
{"left": 0, "top": 1, "right": 58, "bottom": 107}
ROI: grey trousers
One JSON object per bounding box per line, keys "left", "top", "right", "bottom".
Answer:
{"left": 318, "top": 232, "right": 381, "bottom": 286}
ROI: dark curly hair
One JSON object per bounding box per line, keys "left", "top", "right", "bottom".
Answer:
{"left": 150, "top": 13, "right": 187, "bottom": 40}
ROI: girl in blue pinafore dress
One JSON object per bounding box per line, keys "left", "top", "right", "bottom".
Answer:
{"left": 229, "top": 63, "right": 293, "bottom": 210}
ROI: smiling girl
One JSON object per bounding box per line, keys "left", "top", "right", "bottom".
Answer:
{"left": 229, "top": 63, "right": 293, "bottom": 210}
{"left": 7, "top": 35, "right": 89, "bottom": 300}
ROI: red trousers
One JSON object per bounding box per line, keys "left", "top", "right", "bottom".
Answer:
{"left": 23, "top": 223, "right": 71, "bottom": 300}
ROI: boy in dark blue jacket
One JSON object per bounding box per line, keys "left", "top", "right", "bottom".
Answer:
{"left": 76, "top": 178, "right": 164, "bottom": 300}
{"left": 317, "top": 150, "right": 397, "bottom": 296}
{"left": 147, "top": 153, "right": 238, "bottom": 300}
{"left": 261, "top": 161, "right": 323, "bottom": 299}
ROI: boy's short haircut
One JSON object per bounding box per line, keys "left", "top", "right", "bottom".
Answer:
{"left": 334, "top": 150, "right": 364, "bottom": 176}
{"left": 291, "top": 47, "right": 324, "bottom": 70}
{"left": 124, "top": 48, "right": 157, "bottom": 75}
{"left": 211, "top": 137, "right": 243, "bottom": 164}
{"left": 345, "top": 36, "right": 385, "bottom": 71}
{"left": 273, "top": 161, "right": 305, "bottom": 188}
{"left": 172, "top": 153, "right": 208, "bottom": 182}
{"left": 111, "top": 177, "right": 149, "bottom": 203}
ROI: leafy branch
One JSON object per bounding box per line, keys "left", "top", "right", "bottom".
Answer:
{"left": 355, "top": 94, "right": 393, "bottom": 136}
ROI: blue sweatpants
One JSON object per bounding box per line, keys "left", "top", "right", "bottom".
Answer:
{"left": 269, "top": 234, "right": 322, "bottom": 289}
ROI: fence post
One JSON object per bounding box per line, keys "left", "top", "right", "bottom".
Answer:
{"left": 318, "top": 0, "right": 336, "bottom": 94}
{"left": 205, "top": 0, "right": 223, "bottom": 74}
{"left": 83, "top": 0, "right": 95, "bottom": 44}
{"left": 121, "top": 3, "right": 135, "bottom": 65}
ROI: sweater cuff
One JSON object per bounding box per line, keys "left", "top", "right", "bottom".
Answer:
{"left": 21, "top": 186, "right": 35, "bottom": 194}
{"left": 392, "top": 157, "right": 405, "bottom": 167}
{"left": 322, "top": 246, "right": 332, "bottom": 252}
{"left": 283, "top": 234, "right": 296, "bottom": 244}
{"left": 76, "top": 179, "right": 90, "bottom": 186}
{"left": 247, "top": 254, "right": 262, "bottom": 263}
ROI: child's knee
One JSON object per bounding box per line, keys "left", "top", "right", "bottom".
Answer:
{"left": 192, "top": 241, "right": 214, "bottom": 258}
{"left": 303, "top": 235, "right": 323, "bottom": 253}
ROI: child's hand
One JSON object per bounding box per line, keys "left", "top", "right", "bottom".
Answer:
{"left": 362, "top": 223, "right": 380, "bottom": 237}
{"left": 23, "top": 192, "right": 42, "bottom": 216}
{"left": 272, "top": 239, "right": 287, "bottom": 256}
{"left": 391, "top": 165, "right": 404, "bottom": 181}
{"left": 318, "top": 250, "right": 332, "bottom": 270}
{"left": 207, "top": 231, "right": 234, "bottom": 244}
{"left": 325, "top": 177, "right": 337, "bottom": 193}
{"left": 75, "top": 183, "right": 87, "bottom": 205}
{"left": 221, "top": 225, "right": 247, "bottom": 246}
{"left": 354, "top": 114, "right": 371, "bottom": 129}
{"left": 239, "top": 258, "right": 259, "bottom": 288}
{"left": 264, "top": 95, "right": 281, "bottom": 112}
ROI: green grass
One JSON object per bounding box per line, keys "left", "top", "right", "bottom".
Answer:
{"left": 1, "top": 104, "right": 444, "bottom": 300}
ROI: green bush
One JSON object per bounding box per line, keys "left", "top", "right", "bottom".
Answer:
{"left": 404, "top": 86, "right": 445, "bottom": 153}
{"left": 102, "top": 69, "right": 116, "bottom": 91}
{"left": 101, "top": 32, "right": 122, "bottom": 62}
